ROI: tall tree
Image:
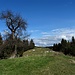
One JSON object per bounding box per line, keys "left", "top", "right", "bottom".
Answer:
{"left": 0, "top": 33, "right": 3, "bottom": 45}
{"left": 0, "top": 10, "right": 27, "bottom": 39}
{"left": 23, "top": 39, "right": 29, "bottom": 50}
{"left": 29, "top": 39, "right": 35, "bottom": 49}
{"left": 0, "top": 10, "right": 27, "bottom": 57}
{"left": 71, "top": 36, "right": 75, "bottom": 44}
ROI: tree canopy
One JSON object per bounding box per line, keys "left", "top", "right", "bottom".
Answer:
{"left": 0, "top": 10, "right": 27, "bottom": 39}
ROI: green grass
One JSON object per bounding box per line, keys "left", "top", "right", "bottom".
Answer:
{"left": 0, "top": 47, "right": 75, "bottom": 75}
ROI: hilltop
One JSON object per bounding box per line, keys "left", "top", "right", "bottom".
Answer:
{"left": 0, "top": 47, "right": 75, "bottom": 75}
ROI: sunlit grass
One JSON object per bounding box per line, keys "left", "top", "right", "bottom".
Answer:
{"left": 0, "top": 47, "right": 75, "bottom": 75}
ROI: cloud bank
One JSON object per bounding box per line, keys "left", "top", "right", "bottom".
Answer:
{"left": 33, "top": 28, "right": 75, "bottom": 47}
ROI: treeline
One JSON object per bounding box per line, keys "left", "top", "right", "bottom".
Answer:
{"left": 53, "top": 36, "right": 75, "bottom": 56}
{"left": 0, "top": 33, "right": 35, "bottom": 59}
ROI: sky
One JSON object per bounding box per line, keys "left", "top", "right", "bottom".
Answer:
{"left": 0, "top": 0, "right": 75, "bottom": 46}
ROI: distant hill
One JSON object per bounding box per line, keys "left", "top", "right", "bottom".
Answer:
{"left": 0, "top": 47, "right": 75, "bottom": 75}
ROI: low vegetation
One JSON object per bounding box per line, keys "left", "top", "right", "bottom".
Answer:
{"left": 0, "top": 47, "right": 75, "bottom": 75}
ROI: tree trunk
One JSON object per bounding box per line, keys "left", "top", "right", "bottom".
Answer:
{"left": 12, "top": 31, "right": 17, "bottom": 57}
{"left": 12, "top": 31, "right": 15, "bottom": 39}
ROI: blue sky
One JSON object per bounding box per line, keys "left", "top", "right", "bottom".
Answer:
{"left": 0, "top": 0, "right": 75, "bottom": 46}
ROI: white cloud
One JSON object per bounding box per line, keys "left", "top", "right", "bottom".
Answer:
{"left": 33, "top": 28, "right": 75, "bottom": 47}
{"left": 41, "top": 32, "right": 50, "bottom": 35}
{"left": 29, "top": 30, "right": 39, "bottom": 33}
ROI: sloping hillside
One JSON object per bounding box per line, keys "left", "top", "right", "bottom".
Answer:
{"left": 0, "top": 47, "right": 75, "bottom": 75}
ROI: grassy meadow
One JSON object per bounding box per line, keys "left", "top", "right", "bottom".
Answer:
{"left": 0, "top": 47, "right": 75, "bottom": 75}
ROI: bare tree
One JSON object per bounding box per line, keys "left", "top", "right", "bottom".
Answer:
{"left": 0, "top": 10, "right": 27, "bottom": 57}
{"left": 0, "top": 10, "right": 27, "bottom": 39}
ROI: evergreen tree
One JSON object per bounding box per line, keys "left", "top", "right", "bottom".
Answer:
{"left": 72, "top": 36, "right": 75, "bottom": 43}
{"left": 23, "top": 39, "right": 29, "bottom": 50}
{"left": 53, "top": 37, "right": 75, "bottom": 56}
{"left": 29, "top": 39, "right": 35, "bottom": 49}
{"left": 70, "top": 36, "right": 75, "bottom": 56}
{"left": 0, "top": 33, "right": 3, "bottom": 45}
{"left": 53, "top": 44, "right": 58, "bottom": 51}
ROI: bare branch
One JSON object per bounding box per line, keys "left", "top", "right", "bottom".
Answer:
{"left": 0, "top": 10, "right": 27, "bottom": 39}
